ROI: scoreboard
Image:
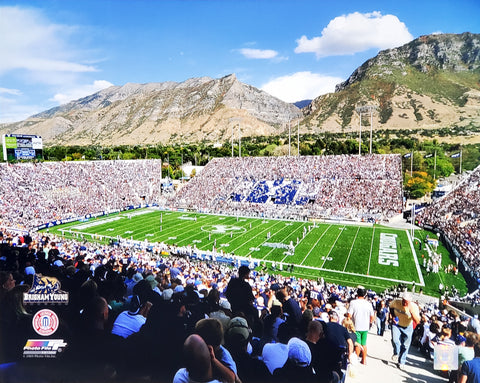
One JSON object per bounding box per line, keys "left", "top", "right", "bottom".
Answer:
{"left": 2, "top": 134, "right": 43, "bottom": 162}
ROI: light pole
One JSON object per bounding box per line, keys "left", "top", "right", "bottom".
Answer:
{"left": 358, "top": 111, "right": 362, "bottom": 155}
{"left": 288, "top": 118, "right": 291, "bottom": 156}
{"left": 229, "top": 117, "right": 241, "bottom": 157}
{"left": 369, "top": 108, "right": 373, "bottom": 154}
{"left": 297, "top": 121, "right": 300, "bottom": 156}
{"left": 355, "top": 104, "right": 378, "bottom": 155}
{"left": 238, "top": 122, "right": 241, "bottom": 158}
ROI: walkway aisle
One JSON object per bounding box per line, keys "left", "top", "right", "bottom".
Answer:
{"left": 346, "top": 327, "right": 448, "bottom": 383}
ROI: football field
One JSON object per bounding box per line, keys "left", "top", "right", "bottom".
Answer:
{"left": 46, "top": 208, "right": 432, "bottom": 292}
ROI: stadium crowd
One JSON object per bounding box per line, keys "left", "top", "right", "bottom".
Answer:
{"left": 0, "top": 156, "right": 403, "bottom": 235}
{"left": 417, "top": 165, "right": 480, "bottom": 279}
{"left": 0, "top": 160, "right": 166, "bottom": 231}
{"left": 1, "top": 226, "right": 478, "bottom": 383}
{"left": 171, "top": 155, "right": 403, "bottom": 222}
{"left": 2, "top": 155, "right": 480, "bottom": 382}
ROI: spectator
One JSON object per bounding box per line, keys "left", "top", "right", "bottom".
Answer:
{"left": 272, "top": 337, "right": 315, "bottom": 382}
{"left": 347, "top": 286, "right": 374, "bottom": 364}
{"left": 195, "top": 318, "right": 237, "bottom": 383}
{"left": 276, "top": 287, "right": 303, "bottom": 331}
{"left": 375, "top": 299, "right": 389, "bottom": 336}
{"left": 173, "top": 334, "right": 227, "bottom": 383}
{"left": 226, "top": 265, "right": 256, "bottom": 325}
{"left": 111, "top": 295, "right": 152, "bottom": 338}
{"left": 224, "top": 316, "right": 269, "bottom": 382}
{"left": 389, "top": 292, "right": 421, "bottom": 370}
{"left": 459, "top": 340, "right": 480, "bottom": 383}
{"left": 305, "top": 319, "right": 339, "bottom": 383}
{"left": 0, "top": 271, "right": 15, "bottom": 302}
{"left": 324, "top": 310, "right": 353, "bottom": 379}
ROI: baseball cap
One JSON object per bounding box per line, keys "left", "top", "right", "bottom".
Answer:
{"left": 287, "top": 337, "right": 312, "bottom": 367}
{"left": 262, "top": 343, "right": 288, "bottom": 374}
{"left": 226, "top": 317, "right": 251, "bottom": 342}
{"left": 401, "top": 292, "right": 412, "bottom": 301}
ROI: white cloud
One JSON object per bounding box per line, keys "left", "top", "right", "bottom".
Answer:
{"left": 239, "top": 48, "right": 278, "bottom": 59}
{"left": 295, "top": 11, "right": 413, "bottom": 58}
{"left": 0, "top": 6, "right": 98, "bottom": 80}
{"left": 0, "top": 88, "right": 22, "bottom": 96}
{"left": 261, "top": 71, "right": 343, "bottom": 103}
{"left": 50, "top": 80, "right": 114, "bottom": 105}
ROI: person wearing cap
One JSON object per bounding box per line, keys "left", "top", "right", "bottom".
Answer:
{"left": 111, "top": 295, "right": 152, "bottom": 339}
{"left": 224, "top": 316, "right": 269, "bottom": 382}
{"left": 389, "top": 291, "right": 420, "bottom": 370}
{"left": 272, "top": 337, "right": 316, "bottom": 382}
{"left": 145, "top": 274, "right": 161, "bottom": 295}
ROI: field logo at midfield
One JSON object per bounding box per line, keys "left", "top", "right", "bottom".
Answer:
{"left": 378, "top": 233, "right": 399, "bottom": 267}
{"left": 201, "top": 225, "right": 247, "bottom": 234}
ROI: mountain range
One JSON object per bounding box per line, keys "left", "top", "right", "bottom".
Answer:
{"left": 1, "top": 32, "right": 479, "bottom": 146}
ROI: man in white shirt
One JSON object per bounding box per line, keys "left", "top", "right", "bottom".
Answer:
{"left": 347, "top": 286, "right": 374, "bottom": 364}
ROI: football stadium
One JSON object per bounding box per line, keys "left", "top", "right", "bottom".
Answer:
{"left": 1, "top": 4, "right": 480, "bottom": 382}
{"left": 1, "top": 152, "right": 478, "bottom": 383}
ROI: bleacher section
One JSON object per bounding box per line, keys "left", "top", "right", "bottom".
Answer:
{"left": 170, "top": 154, "right": 403, "bottom": 222}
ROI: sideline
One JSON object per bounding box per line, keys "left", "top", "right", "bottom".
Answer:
{"left": 406, "top": 229, "right": 426, "bottom": 287}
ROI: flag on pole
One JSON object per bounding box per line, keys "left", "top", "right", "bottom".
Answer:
{"left": 404, "top": 153, "right": 412, "bottom": 158}
{"left": 451, "top": 152, "right": 461, "bottom": 158}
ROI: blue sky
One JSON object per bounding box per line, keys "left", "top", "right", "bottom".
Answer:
{"left": 1, "top": 0, "right": 479, "bottom": 123}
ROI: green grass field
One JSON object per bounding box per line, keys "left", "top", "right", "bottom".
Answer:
{"left": 44, "top": 208, "right": 468, "bottom": 296}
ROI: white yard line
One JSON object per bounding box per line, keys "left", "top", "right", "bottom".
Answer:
{"left": 300, "top": 225, "right": 332, "bottom": 266}
{"left": 279, "top": 224, "right": 312, "bottom": 263}
{"left": 343, "top": 226, "right": 360, "bottom": 272}
{"left": 408, "top": 231, "right": 426, "bottom": 287}
{"left": 320, "top": 225, "right": 345, "bottom": 268}
{"left": 71, "top": 216, "right": 124, "bottom": 230}
{"left": 251, "top": 257, "right": 424, "bottom": 285}
{"left": 231, "top": 220, "right": 285, "bottom": 255}
{"left": 367, "top": 225, "right": 376, "bottom": 276}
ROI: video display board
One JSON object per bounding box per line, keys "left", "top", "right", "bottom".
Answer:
{"left": 2, "top": 134, "right": 43, "bottom": 162}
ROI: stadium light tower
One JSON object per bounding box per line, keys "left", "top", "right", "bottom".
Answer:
{"left": 229, "top": 117, "right": 241, "bottom": 157}
{"left": 297, "top": 120, "right": 300, "bottom": 156}
{"left": 358, "top": 110, "right": 362, "bottom": 155}
{"left": 288, "top": 117, "right": 291, "bottom": 156}
{"left": 355, "top": 104, "right": 378, "bottom": 155}
{"left": 284, "top": 113, "right": 291, "bottom": 156}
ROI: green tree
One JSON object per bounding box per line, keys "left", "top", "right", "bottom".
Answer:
{"left": 404, "top": 171, "right": 436, "bottom": 199}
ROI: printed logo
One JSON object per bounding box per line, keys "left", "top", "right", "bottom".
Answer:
{"left": 32, "top": 309, "right": 59, "bottom": 336}
{"left": 23, "top": 339, "right": 67, "bottom": 358}
{"left": 201, "top": 225, "right": 247, "bottom": 234}
{"left": 24, "top": 274, "right": 69, "bottom": 304}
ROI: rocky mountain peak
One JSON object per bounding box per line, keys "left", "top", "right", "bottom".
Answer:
{"left": 336, "top": 32, "right": 480, "bottom": 92}
{"left": 2, "top": 74, "right": 301, "bottom": 146}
